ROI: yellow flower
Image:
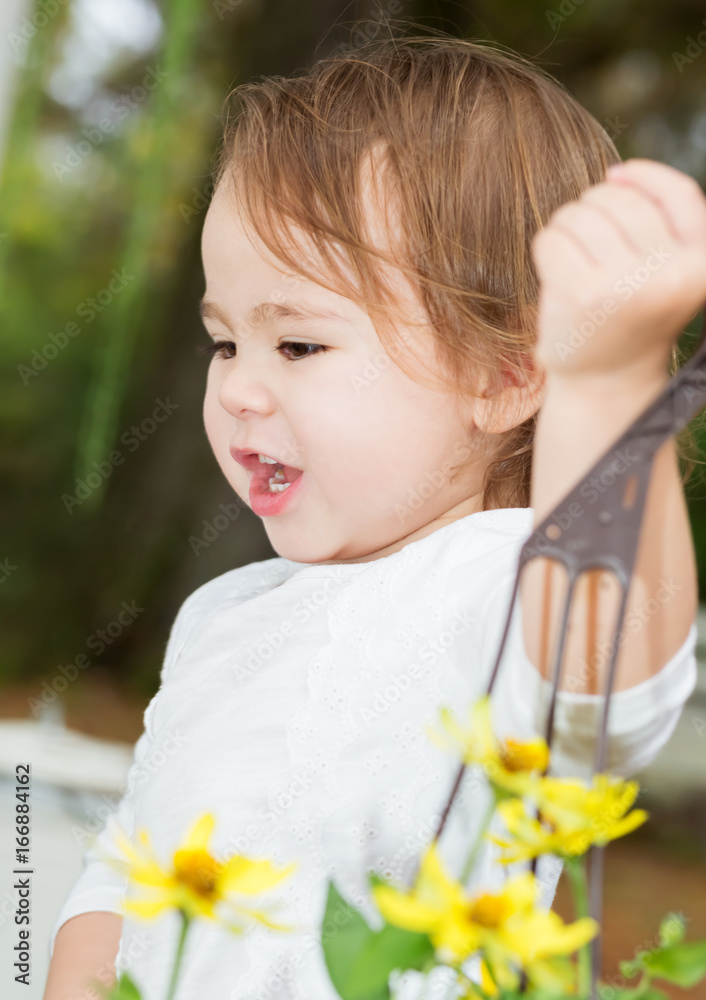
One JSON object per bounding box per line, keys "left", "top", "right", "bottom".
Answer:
{"left": 425, "top": 695, "right": 550, "bottom": 798}
{"left": 490, "top": 774, "right": 648, "bottom": 862}
{"left": 371, "top": 841, "right": 597, "bottom": 982}
{"left": 502, "top": 908, "right": 598, "bottom": 984}
{"left": 100, "top": 812, "right": 297, "bottom": 932}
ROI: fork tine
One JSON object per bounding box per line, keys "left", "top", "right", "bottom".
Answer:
{"left": 431, "top": 311, "right": 706, "bottom": 993}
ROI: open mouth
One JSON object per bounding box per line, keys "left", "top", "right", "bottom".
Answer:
{"left": 231, "top": 450, "right": 304, "bottom": 495}
{"left": 256, "top": 459, "right": 304, "bottom": 494}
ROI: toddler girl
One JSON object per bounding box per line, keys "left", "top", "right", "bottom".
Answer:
{"left": 45, "top": 31, "right": 704, "bottom": 1000}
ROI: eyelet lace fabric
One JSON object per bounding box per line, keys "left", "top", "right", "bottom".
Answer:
{"left": 49, "top": 508, "right": 697, "bottom": 1000}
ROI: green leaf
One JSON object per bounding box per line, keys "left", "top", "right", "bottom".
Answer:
{"left": 607, "top": 983, "right": 652, "bottom": 1000}
{"left": 89, "top": 972, "right": 142, "bottom": 1000}
{"left": 644, "top": 941, "right": 706, "bottom": 987}
{"left": 657, "top": 912, "right": 686, "bottom": 948}
{"left": 115, "top": 973, "right": 143, "bottom": 999}
{"left": 321, "top": 880, "right": 434, "bottom": 1000}
{"left": 619, "top": 958, "right": 642, "bottom": 979}
{"left": 345, "top": 922, "right": 436, "bottom": 996}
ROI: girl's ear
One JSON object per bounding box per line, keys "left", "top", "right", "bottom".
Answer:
{"left": 471, "top": 352, "right": 545, "bottom": 435}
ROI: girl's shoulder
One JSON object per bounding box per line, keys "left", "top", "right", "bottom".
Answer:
{"left": 441, "top": 506, "right": 535, "bottom": 623}
{"left": 437, "top": 506, "right": 535, "bottom": 575}
{"left": 450, "top": 506, "right": 534, "bottom": 546}
{"left": 181, "top": 554, "right": 294, "bottom": 611}
{"left": 160, "top": 554, "right": 294, "bottom": 681}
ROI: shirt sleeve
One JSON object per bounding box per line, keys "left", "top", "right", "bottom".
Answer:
{"left": 47, "top": 589, "right": 199, "bottom": 959}
{"left": 481, "top": 555, "right": 698, "bottom": 780}
{"left": 47, "top": 729, "right": 149, "bottom": 958}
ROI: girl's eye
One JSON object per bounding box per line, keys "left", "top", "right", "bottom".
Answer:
{"left": 197, "top": 341, "right": 329, "bottom": 362}
{"left": 198, "top": 341, "right": 236, "bottom": 360}
{"left": 276, "top": 341, "right": 329, "bottom": 362}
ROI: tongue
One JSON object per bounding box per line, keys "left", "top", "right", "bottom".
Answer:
{"left": 280, "top": 464, "right": 303, "bottom": 485}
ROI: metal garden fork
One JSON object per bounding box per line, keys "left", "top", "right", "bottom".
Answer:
{"left": 433, "top": 309, "right": 706, "bottom": 992}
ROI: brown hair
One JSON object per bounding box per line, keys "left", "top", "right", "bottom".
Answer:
{"left": 213, "top": 25, "right": 696, "bottom": 510}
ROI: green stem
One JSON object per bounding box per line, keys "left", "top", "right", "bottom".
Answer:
{"left": 566, "top": 859, "right": 592, "bottom": 999}
{"left": 164, "top": 909, "right": 190, "bottom": 1000}
{"left": 460, "top": 792, "right": 498, "bottom": 885}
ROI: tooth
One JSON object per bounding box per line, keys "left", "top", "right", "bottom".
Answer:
{"left": 268, "top": 482, "right": 290, "bottom": 492}
{"left": 259, "top": 454, "right": 278, "bottom": 464}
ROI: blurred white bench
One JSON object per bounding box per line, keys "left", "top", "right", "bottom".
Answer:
{"left": 0, "top": 703, "right": 133, "bottom": 794}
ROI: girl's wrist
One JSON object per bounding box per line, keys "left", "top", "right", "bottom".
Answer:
{"left": 541, "top": 357, "right": 670, "bottom": 414}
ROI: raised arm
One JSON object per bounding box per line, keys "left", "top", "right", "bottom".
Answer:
{"left": 523, "top": 159, "right": 706, "bottom": 695}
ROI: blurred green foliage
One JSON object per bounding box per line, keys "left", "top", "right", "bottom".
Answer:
{"left": 1, "top": 0, "right": 706, "bottom": 699}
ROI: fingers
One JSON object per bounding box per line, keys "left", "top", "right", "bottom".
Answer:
{"left": 531, "top": 223, "right": 596, "bottom": 288}
{"left": 546, "top": 200, "right": 637, "bottom": 270}
{"left": 535, "top": 158, "right": 704, "bottom": 280}
{"left": 579, "top": 183, "right": 669, "bottom": 257}
{"left": 604, "top": 158, "right": 706, "bottom": 246}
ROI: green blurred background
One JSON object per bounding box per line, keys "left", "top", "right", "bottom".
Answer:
{"left": 1, "top": 0, "right": 705, "bottom": 993}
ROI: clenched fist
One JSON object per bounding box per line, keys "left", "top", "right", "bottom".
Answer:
{"left": 531, "top": 159, "right": 706, "bottom": 386}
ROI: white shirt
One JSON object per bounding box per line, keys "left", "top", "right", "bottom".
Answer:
{"left": 49, "top": 507, "right": 698, "bottom": 1000}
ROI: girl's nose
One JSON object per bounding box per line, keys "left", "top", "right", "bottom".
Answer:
{"left": 217, "top": 359, "right": 276, "bottom": 418}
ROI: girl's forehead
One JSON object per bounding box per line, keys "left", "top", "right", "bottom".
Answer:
{"left": 200, "top": 158, "right": 423, "bottom": 339}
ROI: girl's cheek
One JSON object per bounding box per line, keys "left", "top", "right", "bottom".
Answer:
{"left": 203, "top": 381, "right": 226, "bottom": 453}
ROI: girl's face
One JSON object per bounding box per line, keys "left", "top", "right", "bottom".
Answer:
{"left": 200, "top": 178, "right": 489, "bottom": 564}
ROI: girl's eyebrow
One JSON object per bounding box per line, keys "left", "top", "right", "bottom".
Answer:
{"left": 199, "top": 296, "right": 352, "bottom": 330}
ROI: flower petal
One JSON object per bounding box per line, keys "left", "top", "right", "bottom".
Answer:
{"left": 500, "top": 872, "right": 538, "bottom": 913}
{"left": 226, "top": 902, "right": 298, "bottom": 932}
{"left": 219, "top": 857, "right": 296, "bottom": 895}
{"left": 600, "top": 809, "right": 648, "bottom": 843}
{"left": 413, "top": 845, "right": 466, "bottom": 913}
{"left": 122, "top": 897, "right": 171, "bottom": 920}
{"left": 372, "top": 885, "right": 444, "bottom": 932}
{"left": 181, "top": 813, "right": 216, "bottom": 853}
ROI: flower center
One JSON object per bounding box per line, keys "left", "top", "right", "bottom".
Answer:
{"left": 468, "top": 894, "right": 507, "bottom": 928}
{"left": 499, "top": 738, "right": 549, "bottom": 773}
{"left": 173, "top": 849, "right": 222, "bottom": 899}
